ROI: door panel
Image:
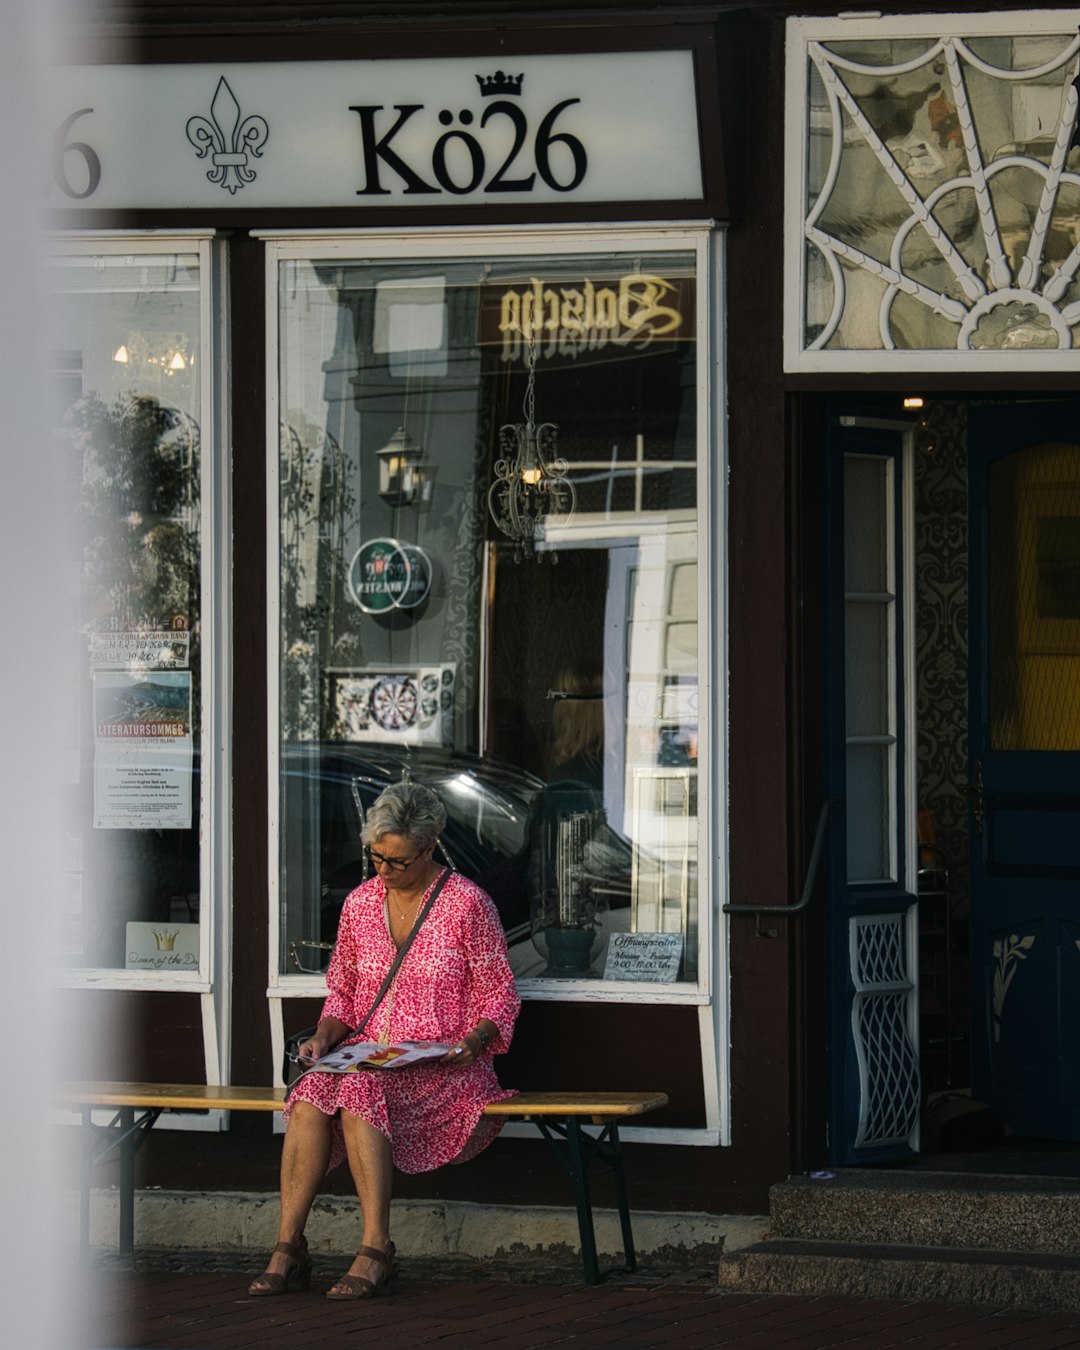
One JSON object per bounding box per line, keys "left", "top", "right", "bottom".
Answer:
{"left": 969, "top": 401, "right": 1080, "bottom": 1141}
{"left": 826, "top": 414, "right": 920, "bottom": 1164}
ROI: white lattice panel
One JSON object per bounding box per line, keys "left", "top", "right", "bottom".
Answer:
{"left": 850, "top": 913, "right": 920, "bottom": 1149}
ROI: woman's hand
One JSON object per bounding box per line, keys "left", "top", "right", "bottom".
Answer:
{"left": 440, "top": 1031, "right": 481, "bottom": 1067}
{"left": 440, "top": 1020, "right": 495, "bottom": 1067}
{"left": 297, "top": 1032, "right": 329, "bottom": 1062}
{"left": 297, "top": 1016, "right": 352, "bottom": 1063}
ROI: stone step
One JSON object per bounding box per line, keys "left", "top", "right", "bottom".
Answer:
{"left": 717, "top": 1237, "right": 1080, "bottom": 1313}
{"left": 770, "top": 1170, "right": 1080, "bottom": 1254}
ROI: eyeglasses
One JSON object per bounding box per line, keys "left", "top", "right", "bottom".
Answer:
{"left": 366, "top": 846, "right": 424, "bottom": 873}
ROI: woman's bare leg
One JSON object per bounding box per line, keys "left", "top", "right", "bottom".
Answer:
{"left": 328, "top": 1111, "right": 394, "bottom": 1292}
{"left": 249, "top": 1100, "right": 333, "bottom": 1290}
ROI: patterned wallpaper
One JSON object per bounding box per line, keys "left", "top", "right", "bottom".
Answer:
{"left": 914, "top": 399, "right": 970, "bottom": 919}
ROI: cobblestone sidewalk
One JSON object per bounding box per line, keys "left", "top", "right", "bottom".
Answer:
{"left": 74, "top": 1255, "right": 1080, "bottom": 1349}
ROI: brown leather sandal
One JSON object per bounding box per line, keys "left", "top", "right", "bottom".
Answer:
{"left": 248, "top": 1238, "right": 312, "bottom": 1296}
{"left": 325, "top": 1241, "right": 397, "bottom": 1300}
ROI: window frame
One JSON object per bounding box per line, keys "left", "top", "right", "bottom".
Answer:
{"left": 261, "top": 223, "right": 725, "bottom": 1012}
{"left": 835, "top": 423, "right": 918, "bottom": 903}
{"left": 52, "top": 231, "right": 230, "bottom": 1011}
{"left": 843, "top": 451, "right": 900, "bottom": 887}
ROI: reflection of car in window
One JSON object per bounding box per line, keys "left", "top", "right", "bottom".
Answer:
{"left": 280, "top": 745, "right": 544, "bottom": 959}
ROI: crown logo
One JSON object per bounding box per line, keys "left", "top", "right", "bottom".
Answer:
{"left": 151, "top": 928, "right": 179, "bottom": 951}
{"left": 476, "top": 71, "right": 524, "bottom": 98}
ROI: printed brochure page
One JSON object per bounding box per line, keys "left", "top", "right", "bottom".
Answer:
{"left": 300, "top": 1040, "right": 451, "bottom": 1071}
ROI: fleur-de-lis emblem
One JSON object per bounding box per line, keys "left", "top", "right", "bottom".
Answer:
{"left": 186, "top": 77, "right": 269, "bottom": 194}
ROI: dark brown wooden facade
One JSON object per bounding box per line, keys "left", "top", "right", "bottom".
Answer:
{"left": 58, "top": 0, "right": 1080, "bottom": 1215}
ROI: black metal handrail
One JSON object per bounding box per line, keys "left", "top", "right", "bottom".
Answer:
{"left": 722, "top": 796, "right": 841, "bottom": 937}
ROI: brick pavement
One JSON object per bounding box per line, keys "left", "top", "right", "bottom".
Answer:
{"left": 73, "top": 1264, "right": 1080, "bottom": 1349}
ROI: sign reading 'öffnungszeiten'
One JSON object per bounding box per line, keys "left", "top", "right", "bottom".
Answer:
{"left": 603, "top": 932, "right": 683, "bottom": 982}
{"left": 47, "top": 52, "right": 703, "bottom": 210}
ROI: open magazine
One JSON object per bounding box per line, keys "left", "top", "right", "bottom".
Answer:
{"left": 298, "top": 1039, "right": 452, "bottom": 1072}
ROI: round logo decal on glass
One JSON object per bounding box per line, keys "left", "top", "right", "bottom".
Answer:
{"left": 347, "top": 538, "right": 432, "bottom": 614}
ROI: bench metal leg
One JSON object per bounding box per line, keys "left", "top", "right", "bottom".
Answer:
{"left": 80, "top": 1105, "right": 163, "bottom": 1263}
{"left": 80, "top": 1108, "right": 93, "bottom": 1268}
{"left": 118, "top": 1107, "right": 136, "bottom": 1257}
{"left": 608, "top": 1124, "right": 637, "bottom": 1272}
{"left": 564, "top": 1119, "right": 601, "bottom": 1285}
{"left": 531, "top": 1117, "right": 637, "bottom": 1285}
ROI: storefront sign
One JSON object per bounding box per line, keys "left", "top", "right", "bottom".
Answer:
{"left": 603, "top": 932, "right": 683, "bottom": 982}
{"left": 47, "top": 52, "right": 703, "bottom": 209}
{"left": 480, "top": 272, "right": 695, "bottom": 361}
{"left": 347, "top": 538, "right": 433, "bottom": 613}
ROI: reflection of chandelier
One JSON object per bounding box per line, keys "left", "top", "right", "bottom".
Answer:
{"left": 487, "top": 338, "right": 575, "bottom": 561}
{"left": 112, "top": 332, "right": 193, "bottom": 375}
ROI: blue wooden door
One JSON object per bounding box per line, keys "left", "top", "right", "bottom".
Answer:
{"left": 969, "top": 401, "right": 1080, "bottom": 1141}
{"left": 825, "top": 411, "right": 921, "bottom": 1165}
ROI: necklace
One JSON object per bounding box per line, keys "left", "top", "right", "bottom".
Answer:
{"left": 389, "top": 892, "right": 419, "bottom": 925}
{"left": 386, "top": 866, "right": 438, "bottom": 928}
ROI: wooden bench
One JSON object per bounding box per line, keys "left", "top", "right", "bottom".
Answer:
{"left": 62, "top": 1082, "right": 668, "bottom": 1286}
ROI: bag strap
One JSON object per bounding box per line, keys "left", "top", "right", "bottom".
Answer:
{"left": 352, "top": 865, "right": 452, "bottom": 1038}
{"left": 286, "top": 866, "right": 453, "bottom": 1092}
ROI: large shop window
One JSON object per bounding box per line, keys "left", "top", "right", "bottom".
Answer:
{"left": 785, "top": 13, "right": 1080, "bottom": 372}
{"left": 268, "top": 229, "right": 714, "bottom": 997}
{"left": 52, "top": 235, "right": 219, "bottom": 987}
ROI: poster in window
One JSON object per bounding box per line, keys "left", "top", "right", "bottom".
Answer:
{"left": 93, "top": 671, "right": 193, "bottom": 829}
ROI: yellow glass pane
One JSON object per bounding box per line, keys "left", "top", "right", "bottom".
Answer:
{"left": 989, "top": 442, "right": 1080, "bottom": 751}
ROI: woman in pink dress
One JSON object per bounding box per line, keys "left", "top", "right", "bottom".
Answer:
{"left": 249, "top": 780, "right": 520, "bottom": 1300}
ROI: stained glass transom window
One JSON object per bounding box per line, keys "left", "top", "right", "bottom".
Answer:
{"left": 787, "top": 15, "right": 1080, "bottom": 370}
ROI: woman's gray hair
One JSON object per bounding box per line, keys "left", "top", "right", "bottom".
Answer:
{"left": 361, "top": 780, "right": 447, "bottom": 852}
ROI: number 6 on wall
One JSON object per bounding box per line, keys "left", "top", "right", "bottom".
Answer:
{"left": 53, "top": 108, "right": 101, "bottom": 200}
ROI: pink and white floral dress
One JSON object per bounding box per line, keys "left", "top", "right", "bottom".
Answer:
{"left": 285, "top": 869, "right": 520, "bottom": 1174}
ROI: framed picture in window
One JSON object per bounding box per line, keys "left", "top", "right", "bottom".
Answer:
{"left": 326, "top": 664, "right": 455, "bottom": 745}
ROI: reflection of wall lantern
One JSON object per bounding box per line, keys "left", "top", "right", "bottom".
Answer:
{"left": 487, "top": 336, "right": 575, "bottom": 562}
{"left": 375, "top": 426, "right": 430, "bottom": 505}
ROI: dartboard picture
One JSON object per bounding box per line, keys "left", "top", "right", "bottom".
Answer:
{"left": 369, "top": 675, "right": 419, "bottom": 732}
